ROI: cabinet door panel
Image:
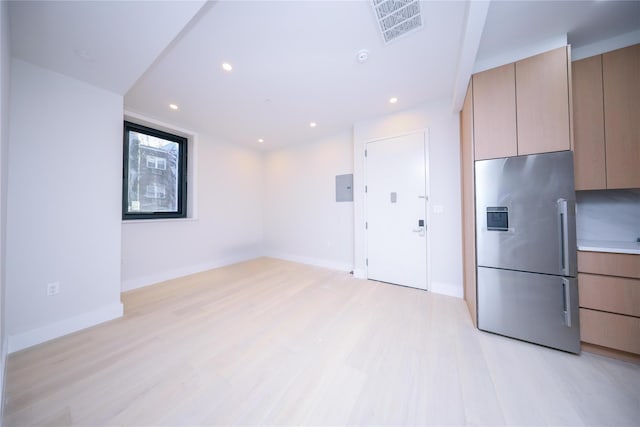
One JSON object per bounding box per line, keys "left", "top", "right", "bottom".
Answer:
{"left": 578, "top": 273, "right": 640, "bottom": 317}
{"left": 461, "top": 82, "right": 476, "bottom": 326}
{"left": 472, "top": 63, "right": 517, "bottom": 160}
{"left": 577, "top": 251, "right": 640, "bottom": 279}
{"left": 603, "top": 44, "right": 640, "bottom": 189}
{"left": 572, "top": 55, "right": 606, "bottom": 190}
{"left": 516, "top": 47, "right": 571, "bottom": 155}
{"left": 580, "top": 308, "right": 640, "bottom": 354}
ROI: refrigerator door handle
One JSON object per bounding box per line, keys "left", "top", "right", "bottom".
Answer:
{"left": 557, "top": 199, "right": 570, "bottom": 276}
{"left": 562, "top": 278, "right": 571, "bottom": 327}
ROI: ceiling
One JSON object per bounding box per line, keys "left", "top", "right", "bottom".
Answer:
{"left": 477, "top": 0, "right": 640, "bottom": 69}
{"left": 8, "top": 1, "right": 640, "bottom": 150}
{"left": 9, "top": 0, "right": 207, "bottom": 95}
{"left": 124, "top": 0, "right": 468, "bottom": 149}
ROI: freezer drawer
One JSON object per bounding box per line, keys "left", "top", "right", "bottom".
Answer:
{"left": 475, "top": 151, "right": 577, "bottom": 277}
{"left": 478, "top": 267, "right": 580, "bottom": 354}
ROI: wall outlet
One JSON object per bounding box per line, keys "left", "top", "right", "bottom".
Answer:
{"left": 46, "top": 282, "right": 60, "bottom": 296}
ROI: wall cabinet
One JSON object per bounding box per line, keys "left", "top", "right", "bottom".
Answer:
{"left": 472, "top": 64, "right": 517, "bottom": 160}
{"left": 473, "top": 46, "right": 572, "bottom": 160}
{"left": 603, "top": 44, "right": 640, "bottom": 189}
{"left": 516, "top": 47, "right": 572, "bottom": 155}
{"left": 572, "top": 43, "right": 640, "bottom": 190}
{"left": 577, "top": 251, "right": 640, "bottom": 359}
{"left": 572, "top": 55, "right": 606, "bottom": 189}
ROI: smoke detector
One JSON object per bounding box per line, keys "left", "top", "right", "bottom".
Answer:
{"left": 356, "top": 49, "right": 370, "bottom": 63}
{"left": 371, "top": 0, "right": 423, "bottom": 44}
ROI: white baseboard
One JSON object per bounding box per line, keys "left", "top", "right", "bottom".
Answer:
{"left": 350, "top": 270, "right": 460, "bottom": 298}
{"left": 121, "top": 253, "right": 263, "bottom": 292}
{"left": 268, "top": 252, "right": 353, "bottom": 273}
{"left": 430, "top": 281, "right": 463, "bottom": 299}
{"left": 8, "top": 302, "right": 123, "bottom": 354}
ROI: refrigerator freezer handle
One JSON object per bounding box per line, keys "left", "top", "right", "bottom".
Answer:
{"left": 557, "top": 199, "right": 570, "bottom": 276}
{"left": 562, "top": 278, "right": 571, "bottom": 327}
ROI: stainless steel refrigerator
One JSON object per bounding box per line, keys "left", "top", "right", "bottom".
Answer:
{"left": 475, "top": 150, "right": 580, "bottom": 354}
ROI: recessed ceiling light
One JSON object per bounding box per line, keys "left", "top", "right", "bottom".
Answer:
{"left": 222, "top": 62, "right": 233, "bottom": 71}
{"left": 389, "top": 97, "right": 398, "bottom": 104}
{"left": 309, "top": 122, "right": 317, "bottom": 128}
{"left": 169, "top": 103, "right": 179, "bottom": 110}
{"left": 258, "top": 138, "right": 264, "bottom": 143}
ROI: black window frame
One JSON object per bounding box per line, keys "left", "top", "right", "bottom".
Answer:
{"left": 122, "top": 121, "right": 188, "bottom": 220}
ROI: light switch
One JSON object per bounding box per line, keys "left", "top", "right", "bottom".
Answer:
{"left": 433, "top": 205, "right": 444, "bottom": 214}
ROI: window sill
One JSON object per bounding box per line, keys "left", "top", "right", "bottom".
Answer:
{"left": 122, "top": 217, "right": 198, "bottom": 224}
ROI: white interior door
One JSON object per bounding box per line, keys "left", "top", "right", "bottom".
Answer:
{"left": 365, "top": 132, "right": 428, "bottom": 290}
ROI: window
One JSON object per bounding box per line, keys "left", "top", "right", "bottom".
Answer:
{"left": 145, "top": 183, "right": 166, "bottom": 199}
{"left": 123, "top": 121, "right": 187, "bottom": 220}
{"left": 146, "top": 155, "right": 167, "bottom": 171}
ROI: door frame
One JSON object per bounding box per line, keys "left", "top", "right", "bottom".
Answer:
{"left": 363, "top": 130, "right": 431, "bottom": 291}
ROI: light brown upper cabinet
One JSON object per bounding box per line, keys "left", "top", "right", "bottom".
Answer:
{"left": 572, "top": 55, "right": 606, "bottom": 190}
{"left": 472, "top": 46, "right": 572, "bottom": 160}
{"left": 516, "top": 47, "right": 572, "bottom": 155}
{"left": 603, "top": 44, "right": 640, "bottom": 189}
{"left": 572, "top": 43, "right": 640, "bottom": 190}
{"left": 473, "top": 64, "right": 517, "bottom": 160}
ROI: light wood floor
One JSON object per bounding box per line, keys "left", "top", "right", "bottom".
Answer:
{"left": 3, "top": 257, "right": 640, "bottom": 426}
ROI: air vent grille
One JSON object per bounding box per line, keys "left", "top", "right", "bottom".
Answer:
{"left": 371, "top": 0, "right": 423, "bottom": 44}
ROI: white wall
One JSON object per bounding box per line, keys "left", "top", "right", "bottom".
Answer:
{"left": 263, "top": 131, "right": 354, "bottom": 271}
{"left": 473, "top": 34, "right": 568, "bottom": 74}
{"left": 353, "top": 102, "right": 463, "bottom": 298}
{"left": 1, "top": 0, "right": 11, "bottom": 413}
{"left": 572, "top": 29, "right": 640, "bottom": 61}
{"left": 121, "top": 133, "right": 263, "bottom": 291}
{"left": 6, "top": 59, "right": 124, "bottom": 353}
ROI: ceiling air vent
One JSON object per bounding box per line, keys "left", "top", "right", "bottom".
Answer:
{"left": 371, "top": 0, "right": 423, "bottom": 44}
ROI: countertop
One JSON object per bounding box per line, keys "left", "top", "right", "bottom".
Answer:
{"left": 577, "top": 239, "right": 640, "bottom": 255}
